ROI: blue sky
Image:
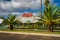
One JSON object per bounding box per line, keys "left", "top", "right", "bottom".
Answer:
{"left": 0, "top": 0, "right": 60, "bottom": 16}
{"left": 54, "top": 0, "right": 60, "bottom": 6}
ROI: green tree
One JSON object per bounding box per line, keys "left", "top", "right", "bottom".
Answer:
{"left": 41, "top": 5, "right": 60, "bottom": 32}
{"left": 44, "top": 0, "right": 50, "bottom": 7}
{"left": 3, "top": 14, "right": 19, "bottom": 30}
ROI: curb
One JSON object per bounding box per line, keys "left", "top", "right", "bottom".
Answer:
{"left": 0, "top": 31, "right": 60, "bottom": 37}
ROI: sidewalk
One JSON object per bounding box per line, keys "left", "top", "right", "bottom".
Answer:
{"left": 0, "top": 31, "right": 60, "bottom": 37}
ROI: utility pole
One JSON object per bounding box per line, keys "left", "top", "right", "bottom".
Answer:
{"left": 40, "top": 0, "right": 42, "bottom": 19}
{"left": 40, "top": 0, "right": 42, "bottom": 26}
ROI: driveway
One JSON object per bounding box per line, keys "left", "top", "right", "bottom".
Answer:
{"left": 0, "top": 33, "right": 60, "bottom": 40}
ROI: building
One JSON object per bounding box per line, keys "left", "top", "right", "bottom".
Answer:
{"left": 18, "top": 12, "right": 41, "bottom": 23}
{"left": 0, "top": 18, "right": 3, "bottom": 24}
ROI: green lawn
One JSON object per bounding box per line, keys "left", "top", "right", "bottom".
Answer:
{"left": 0, "top": 25, "right": 60, "bottom": 34}
{"left": 0, "top": 29, "right": 60, "bottom": 34}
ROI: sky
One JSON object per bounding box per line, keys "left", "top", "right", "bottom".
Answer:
{"left": 0, "top": 0, "right": 60, "bottom": 17}
{"left": 54, "top": 0, "right": 60, "bottom": 6}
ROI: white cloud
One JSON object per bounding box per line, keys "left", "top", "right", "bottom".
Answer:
{"left": 0, "top": 0, "right": 45, "bottom": 10}
{"left": 0, "top": 2, "right": 13, "bottom": 11}
{"left": 0, "top": 0, "right": 53, "bottom": 11}
{"left": 0, "top": 0, "right": 54, "bottom": 16}
{"left": 11, "top": 0, "right": 41, "bottom": 9}
{"left": 0, "top": 0, "right": 53, "bottom": 9}
{"left": 12, "top": 1, "right": 22, "bottom": 8}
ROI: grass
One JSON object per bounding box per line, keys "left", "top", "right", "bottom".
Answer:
{"left": 0, "top": 29, "right": 60, "bottom": 34}
{"left": 0, "top": 25, "right": 60, "bottom": 34}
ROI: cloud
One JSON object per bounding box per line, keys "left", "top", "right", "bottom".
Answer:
{"left": 0, "top": 0, "right": 54, "bottom": 16}
{"left": 0, "top": 2, "right": 12, "bottom": 10}
{"left": 0, "top": 0, "right": 43, "bottom": 11}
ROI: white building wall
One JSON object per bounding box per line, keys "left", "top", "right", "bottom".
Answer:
{"left": 20, "top": 17, "right": 34, "bottom": 23}
{"left": 18, "top": 16, "right": 40, "bottom": 23}
{"left": 0, "top": 19, "right": 3, "bottom": 24}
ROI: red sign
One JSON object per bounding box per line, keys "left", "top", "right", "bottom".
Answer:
{"left": 22, "top": 12, "right": 33, "bottom": 17}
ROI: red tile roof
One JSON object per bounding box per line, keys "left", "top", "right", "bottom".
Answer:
{"left": 22, "top": 12, "right": 33, "bottom": 17}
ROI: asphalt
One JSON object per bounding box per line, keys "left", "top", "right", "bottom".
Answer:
{"left": 0, "top": 31, "right": 60, "bottom": 40}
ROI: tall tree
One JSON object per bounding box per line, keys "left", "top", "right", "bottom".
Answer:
{"left": 41, "top": 5, "right": 60, "bottom": 32}
{"left": 3, "top": 14, "right": 19, "bottom": 30}
{"left": 44, "top": 0, "right": 50, "bottom": 7}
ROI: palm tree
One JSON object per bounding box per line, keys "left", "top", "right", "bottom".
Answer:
{"left": 41, "top": 5, "right": 60, "bottom": 32}
{"left": 3, "top": 14, "right": 19, "bottom": 30}
{"left": 44, "top": 0, "right": 50, "bottom": 14}
{"left": 44, "top": 0, "right": 50, "bottom": 7}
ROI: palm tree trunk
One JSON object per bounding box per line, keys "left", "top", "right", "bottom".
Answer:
{"left": 51, "top": 26, "right": 54, "bottom": 32}
{"left": 10, "top": 25, "right": 13, "bottom": 30}
{"left": 48, "top": 24, "right": 53, "bottom": 32}
{"left": 48, "top": 25, "right": 51, "bottom": 31}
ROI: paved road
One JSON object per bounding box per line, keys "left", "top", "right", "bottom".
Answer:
{"left": 0, "top": 33, "right": 60, "bottom": 40}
